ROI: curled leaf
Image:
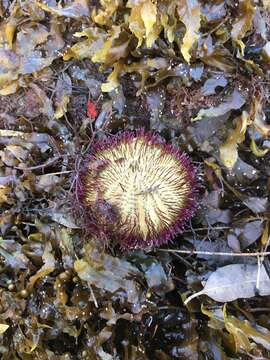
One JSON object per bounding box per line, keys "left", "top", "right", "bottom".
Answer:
{"left": 220, "top": 111, "right": 249, "bottom": 169}
{"left": 223, "top": 305, "right": 270, "bottom": 352}
{"left": 252, "top": 98, "right": 270, "bottom": 137}
{"left": 231, "top": 0, "right": 255, "bottom": 55}
{"left": 101, "top": 62, "right": 123, "bottom": 92}
{"left": 27, "top": 242, "right": 55, "bottom": 291}
{"left": 250, "top": 137, "right": 269, "bottom": 157}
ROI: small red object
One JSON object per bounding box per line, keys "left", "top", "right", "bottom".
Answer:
{"left": 87, "top": 100, "right": 97, "bottom": 119}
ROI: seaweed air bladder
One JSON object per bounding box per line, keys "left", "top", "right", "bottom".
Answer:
{"left": 78, "top": 130, "right": 198, "bottom": 249}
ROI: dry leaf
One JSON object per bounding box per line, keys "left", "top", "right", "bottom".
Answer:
{"left": 185, "top": 263, "right": 270, "bottom": 304}
{"left": 37, "top": 0, "right": 90, "bottom": 18}
{"left": 192, "top": 89, "right": 246, "bottom": 121}
{"left": 74, "top": 242, "right": 141, "bottom": 304}
{"left": 54, "top": 73, "right": 72, "bottom": 119}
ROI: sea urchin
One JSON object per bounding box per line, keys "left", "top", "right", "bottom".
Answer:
{"left": 78, "top": 130, "right": 198, "bottom": 249}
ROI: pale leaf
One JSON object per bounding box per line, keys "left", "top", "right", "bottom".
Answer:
{"left": 0, "top": 324, "right": 9, "bottom": 334}
{"left": 185, "top": 264, "right": 270, "bottom": 304}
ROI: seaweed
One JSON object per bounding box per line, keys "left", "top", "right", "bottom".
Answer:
{"left": 0, "top": 0, "right": 269, "bottom": 358}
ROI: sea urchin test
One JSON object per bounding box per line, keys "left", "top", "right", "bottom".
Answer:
{"left": 78, "top": 130, "right": 198, "bottom": 249}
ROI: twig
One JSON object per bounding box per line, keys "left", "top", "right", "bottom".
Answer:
{"left": 14, "top": 156, "right": 62, "bottom": 171}
{"left": 41, "top": 170, "right": 74, "bottom": 176}
{"left": 183, "top": 226, "right": 230, "bottom": 233}
{"left": 88, "top": 282, "right": 98, "bottom": 308}
{"left": 158, "top": 249, "right": 270, "bottom": 257}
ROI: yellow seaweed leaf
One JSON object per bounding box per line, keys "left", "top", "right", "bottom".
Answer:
{"left": 127, "top": 0, "right": 160, "bottom": 48}
{"left": 0, "top": 80, "right": 19, "bottom": 95}
{"left": 160, "top": 1, "right": 178, "bottom": 43}
{"left": 127, "top": 1, "right": 145, "bottom": 48}
{"left": 0, "top": 185, "right": 13, "bottom": 205}
{"left": 55, "top": 95, "right": 70, "bottom": 119}
{"left": 92, "top": 0, "right": 120, "bottom": 25}
{"left": 63, "top": 27, "right": 107, "bottom": 61}
{"left": 54, "top": 73, "right": 72, "bottom": 119}
{"left": 5, "top": 18, "right": 17, "bottom": 48}
{"left": 231, "top": 0, "right": 255, "bottom": 56}
{"left": 161, "top": 14, "right": 173, "bottom": 42}
{"left": 262, "top": 42, "right": 270, "bottom": 64}
{"left": 223, "top": 304, "right": 270, "bottom": 352}
{"left": 250, "top": 137, "right": 269, "bottom": 157}
{"left": 261, "top": 220, "right": 269, "bottom": 246}
{"left": 55, "top": 277, "right": 68, "bottom": 305}
{"left": 4, "top": 3, "right": 20, "bottom": 48}
{"left": 27, "top": 242, "right": 55, "bottom": 290}
{"left": 223, "top": 305, "right": 252, "bottom": 353}
{"left": 0, "top": 49, "right": 19, "bottom": 89}
{"left": 92, "top": 26, "right": 130, "bottom": 65}
{"left": 23, "top": 337, "right": 38, "bottom": 354}
{"left": 177, "top": 0, "right": 201, "bottom": 63}
{"left": 219, "top": 111, "right": 249, "bottom": 169}
{"left": 251, "top": 97, "right": 270, "bottom": 138}
{"left": 101, "top": 62, "right": 123, "bottom": 92}
{"left": 262, "top": 0, "right": 270, "bottom": 9}
{"left": 141, "top": 0, "right": 157, "bottom": 48}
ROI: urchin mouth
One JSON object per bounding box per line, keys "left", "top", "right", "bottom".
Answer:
{"left": 77, "top": 129, "right": 199, "bottom": 249}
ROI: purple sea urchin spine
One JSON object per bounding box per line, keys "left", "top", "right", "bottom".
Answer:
{"left": 77, "top": 129, "right": 199, "bottom": 249}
